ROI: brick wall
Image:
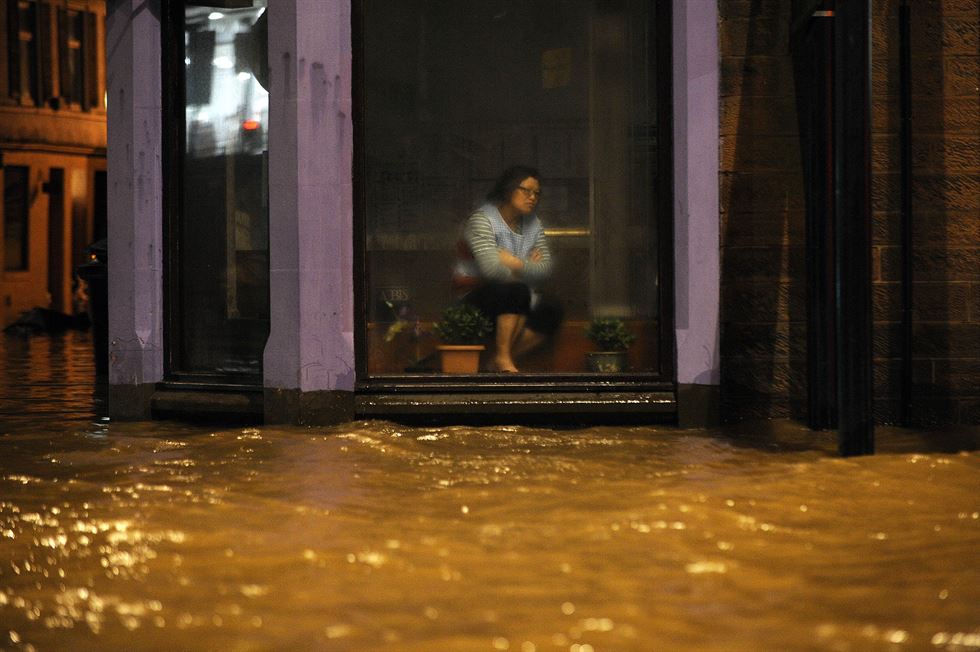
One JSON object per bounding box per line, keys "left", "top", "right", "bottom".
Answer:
{"left": 718, "top": 0, "right": 979, "bottom": 424}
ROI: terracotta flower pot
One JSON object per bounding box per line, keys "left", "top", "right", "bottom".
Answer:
{"left": 586, "top": 351, "right": 628, "bottom": 373}
{"left": 438, "top": 345, "right": 485, "bottom": 373}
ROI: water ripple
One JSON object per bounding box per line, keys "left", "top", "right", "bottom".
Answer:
{"left": 2, "top": 329, "right": 979, "bottom": 651}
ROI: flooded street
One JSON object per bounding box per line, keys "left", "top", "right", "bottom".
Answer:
{"left": 1, "top": 333, "right": 978, "bottom": 651}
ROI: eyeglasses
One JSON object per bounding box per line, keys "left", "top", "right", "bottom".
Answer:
{"left": 516, "top": 186, "right": 542, "bottom": 199}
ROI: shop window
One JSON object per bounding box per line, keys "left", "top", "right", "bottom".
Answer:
{"left": 359, "top": 0, "right": 670, "bottom": 378}
{"left": 3, "top": 165, "right": 30, "bottom": 271}
{"left": 163, "top": 1, "right": 269, "bottom": 380}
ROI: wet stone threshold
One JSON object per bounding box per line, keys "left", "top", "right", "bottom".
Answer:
{"left": 1, "top": 332, "right": 979, "bottom": 651}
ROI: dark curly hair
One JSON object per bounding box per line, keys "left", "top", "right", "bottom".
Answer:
{"left": 486, "top": 165, "right": 541, "bottom": 204}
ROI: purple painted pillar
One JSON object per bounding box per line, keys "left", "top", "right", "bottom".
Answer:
{"left": 673, "top": 0, "right": 721, "bottom": 426}
{"left": 106, "top": 0, "right": 164, "bottom": 418}
{"left": 263, "top": 0, "right": 356, "bottom": 423}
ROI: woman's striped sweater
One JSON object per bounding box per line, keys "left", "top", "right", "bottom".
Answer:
{"left": 452, "top": 203, "right": 554, "bottom": 296}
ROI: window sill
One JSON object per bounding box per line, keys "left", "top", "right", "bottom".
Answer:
{"left": 355, "top": 387, "right": 676, "bottom": 423}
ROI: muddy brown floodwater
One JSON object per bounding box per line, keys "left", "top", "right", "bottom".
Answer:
{"left": 1, "top": 332, "right": 979, "bottom": 651}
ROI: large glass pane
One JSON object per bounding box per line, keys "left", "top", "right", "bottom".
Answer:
{"left": 362, "top": 0, "right": 662, "bottom": 376}
{"left": 177, "top": 2, "right": 268, "bottom": 378}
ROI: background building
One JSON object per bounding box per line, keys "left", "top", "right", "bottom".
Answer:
{"left": 0, "top": 0, "right": 107, "bottom": 326}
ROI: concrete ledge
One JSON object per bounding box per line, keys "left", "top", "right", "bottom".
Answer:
{"left": 357, "top": 391, "right": 677, "bottom": 418}
{"left": 151, "top": 389, "right": 263, "bottom": 421}
{"left": 108, "top": 383, "right": 155, "bottom": 420}
{"left": 677, "top": 384, "right": 721, "bottom": 428}
{"left": 264, "top": 389, "right": 355, "bottom": 425}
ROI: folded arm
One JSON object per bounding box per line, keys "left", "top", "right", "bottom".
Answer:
{"left": 464, "top": 213, "right": 512, "bottom": 281}
{"left": 464, "top": 213, "right": 554, "bottom": 283}
{"left": 521, "top": 230, "right": 553, "bottom": 284}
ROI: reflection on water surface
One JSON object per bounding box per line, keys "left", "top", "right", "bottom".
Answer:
{"left": 1, "top": 333, "right": 978, "bottom": 651}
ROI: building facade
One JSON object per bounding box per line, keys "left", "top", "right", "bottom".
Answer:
{"left": 105, "top": 0, "right": 978, "bottom": 427}
{"left": 719, "top": 0, "right": 979, "bottom": 425}
{"left": 0, "top": 0, "right": 106, "bottom": 326}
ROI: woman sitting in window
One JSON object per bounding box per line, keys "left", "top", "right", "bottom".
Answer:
{"left": 452, "top": 165, "right": 563, "bottom": 372}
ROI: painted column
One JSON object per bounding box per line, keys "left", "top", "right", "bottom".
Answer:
{"left": 264, "top": 0, "right": 355, "bottom": 423}
{"left": 106, "top": 0, "right": 164, "bottom": 418}
{"left": 673, "top": 0, "right": 721, "bottom": 426}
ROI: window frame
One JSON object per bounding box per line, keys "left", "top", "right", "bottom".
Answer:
{"left": 7, "top": 0, "right": 40, "bottom": 106}
{"left": 351, "top": 0, "right": 676, "bottom": 398}
{"left": 160, "top": 0, "right": 185, "bottom": 382}
{"left": 0, "top": 0, "right": 9, "bottom": 101}
{"left": 57, "top": 6, "right": 88, "bottom": 110}
{"left": 3, "top": 164, "right": 31, "bottom": 272}
{"left": 160, "top": 0, "right": 271, "bottom": 387}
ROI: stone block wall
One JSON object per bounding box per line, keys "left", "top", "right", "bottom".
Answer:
{"left": 719, "top": 0, "right": 806, "bottom": 420}
{"left": 871, "top": 0, "right": 979, "bottom": 424}
{"left": 718, "top": 0, "right": 979, "bottom": 424}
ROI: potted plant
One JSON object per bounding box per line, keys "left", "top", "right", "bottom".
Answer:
{"left": 433, "top": 303, "right": 493, "bottom": 373}
{"left": 585, "top": 317, "right": 635, "bottom": 372}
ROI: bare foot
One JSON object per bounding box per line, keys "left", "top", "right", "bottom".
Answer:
{"left": 492, "top": 356, "right": 519, "bottom": 373}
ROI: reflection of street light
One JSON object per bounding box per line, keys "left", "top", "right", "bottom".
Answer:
{"left": 237, "top": 72, "right": 251, "bottom": 81}
{"left": 213, "top": 56, "right": 234, "bottom": 69}
{"left": 241, "top": 119, "right": 263, "bottom": 154}
{"left": 208, "top": 12, "right": 224, "bottom": 20}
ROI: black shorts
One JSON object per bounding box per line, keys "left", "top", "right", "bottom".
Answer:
{"left": 462, "top": 282, "right": 563, "bottom": 336}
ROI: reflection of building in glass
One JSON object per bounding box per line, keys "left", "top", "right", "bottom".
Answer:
{"left": 184, "top": 6, "right": 268, "bottom": 157}
{"left": 0, "top": 0, "right": 106, "bottom": 327}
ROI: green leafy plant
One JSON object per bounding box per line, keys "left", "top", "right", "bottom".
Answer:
{"left": 433, "top": 303, "right": 493, "bottom": 345}
{"left": 585, "top": 317, "right": 636, "bottom": 351}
